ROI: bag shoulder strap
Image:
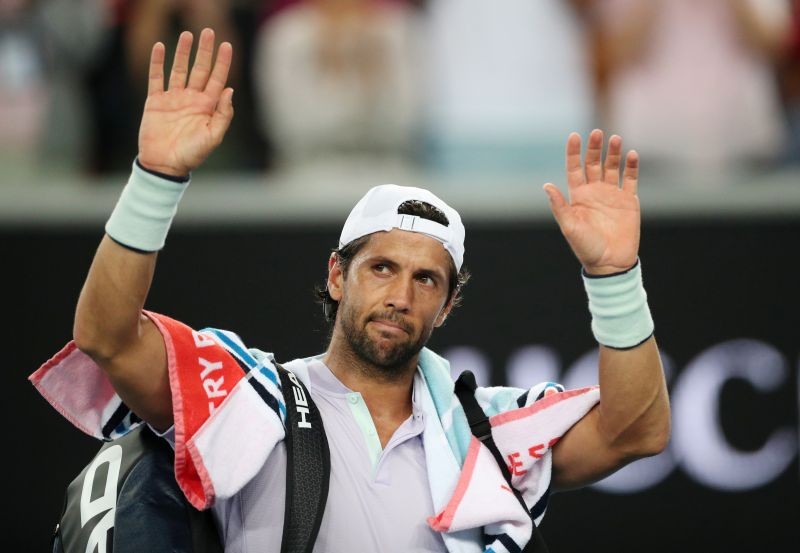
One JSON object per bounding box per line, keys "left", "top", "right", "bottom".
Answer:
{"left": 454, "top": 370, "right": 550, "bottom": 553}
{"left": 276, "top": 363, "right": 331, "bottom": 553}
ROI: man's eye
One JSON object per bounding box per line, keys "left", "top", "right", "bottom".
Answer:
{"left": 374, "top": 264, "right": 389, "bottom": 273}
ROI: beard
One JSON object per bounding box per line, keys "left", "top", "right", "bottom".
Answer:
{"left": 338, "top": 302, "right": 432, "bottom": 379}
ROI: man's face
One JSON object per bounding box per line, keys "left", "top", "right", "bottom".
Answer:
{"left": 329, "top": 229, "right": 454, "bottom": 375}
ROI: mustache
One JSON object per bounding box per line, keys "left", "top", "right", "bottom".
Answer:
{"left": 368, "top": 311, "right": 413, "bottom": 333}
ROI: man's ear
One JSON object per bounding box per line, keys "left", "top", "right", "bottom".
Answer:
{"left": 327, "top": 252, "right": 344, "bottom": 301}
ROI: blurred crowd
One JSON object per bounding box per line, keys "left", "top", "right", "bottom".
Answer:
{"left": 1, "top": 0, "right": 798, "bottom": 183}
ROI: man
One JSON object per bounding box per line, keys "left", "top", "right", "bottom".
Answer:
{"left": 36, "top": 29, "right": 670, "bottom": 552}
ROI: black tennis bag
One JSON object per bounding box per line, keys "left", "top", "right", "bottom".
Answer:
{"left": 51, "top": 364, "right": 330, "bottom": 553}
{"left": 51, "top": 424, "right": 223, "bottom": 553}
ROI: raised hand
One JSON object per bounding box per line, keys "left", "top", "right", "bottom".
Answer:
{"left": 138, "top": 29, "right": 234, "bottom": 177}
{"left": 543, "top": 130, "right": 641, "bottom": 275}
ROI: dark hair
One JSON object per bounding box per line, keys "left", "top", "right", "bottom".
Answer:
{"left": 315, "top": 200, "right": 471, "bottom": 322}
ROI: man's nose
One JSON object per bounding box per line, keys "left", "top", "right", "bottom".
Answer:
{"left": 384, "top": 277, "right": 413, "bottom": 311}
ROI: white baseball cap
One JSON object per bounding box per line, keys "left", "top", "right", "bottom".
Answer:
{"left": 339, "top": 184, "right": 465, "bottom": 271}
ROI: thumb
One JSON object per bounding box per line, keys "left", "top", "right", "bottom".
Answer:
{"left": 210, "top": 87, "right": 234, "bottom": 145}
{"left": 543, "top": 183, "right": 570, "bottom": 224}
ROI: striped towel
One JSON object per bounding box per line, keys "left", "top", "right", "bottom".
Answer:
{"left": 30, "top": 311, "right": 599, "bottom": 553}
{"left": 415, "top": 348, "right": 599, "bottom": 553}
{"left": 30, "top": 312, "right": 287, "bottom": 509}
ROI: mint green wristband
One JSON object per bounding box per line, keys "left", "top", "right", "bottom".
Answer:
{"left": 583, "top": 260, "right": 654, "bottom": 349}
{"left": 105, "top": 160, "right": 189, "bottom": 252}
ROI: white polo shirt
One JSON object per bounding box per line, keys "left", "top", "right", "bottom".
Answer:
{"left": 213, "top": 357, "right": 448, "bottom": 552}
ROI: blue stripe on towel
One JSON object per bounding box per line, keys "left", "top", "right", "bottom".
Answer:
{"left": 202, "top": 328, "right": 285, "bottom": 420}
{"left": 204, "top": 328, "right": 281, "bottom": 389}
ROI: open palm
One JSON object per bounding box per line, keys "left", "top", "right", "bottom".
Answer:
{"left": 138, "top": 29, "right": 234, "bottom": 177}
{"left": 544, "top": 130, "right": 641, "bottom": 275}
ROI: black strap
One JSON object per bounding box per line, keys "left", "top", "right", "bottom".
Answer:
{"left": 454, "top": 371, "right": 550, "bottom": 553}
{"left": 277, "top": 364, "right": 331, "bottom": 553}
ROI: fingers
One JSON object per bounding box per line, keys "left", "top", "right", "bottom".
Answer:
{"left": 584, "top": 129, "right": 604, "bottom": 184}
{"left": 168, "top": 31, "right": 193, "bottom": 90}
{"left": 565, "top": 132, "right": 585, "bottom": 191}
{"left": 164, "top": 29, "right": 230, "bottom": 97}
{"left": 543, "top": 183, "right": 570, "bottom": 225}
{"left": 622, "top": 150, "right": 639, "bottom": 195}
{"left": 604, "top": 134, "right": 623, "bottom": 187}
{"left": 204, "top": 41, "right": 233, "bottom": 99}
{"left": 147, "top": 42, "right": 165, "bottom": 96}
{"left": 564, "top": 130, "right": 637, "bottom": 195}
{"left": 209, "top": 87, "right": 235, "bottom": 145}
{"left": 188, "top": 28, "right": 216, "bottom": 91}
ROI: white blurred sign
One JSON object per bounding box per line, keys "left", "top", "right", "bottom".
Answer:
{"left": 443, "top": 338, "right": 798, "bottom": 493}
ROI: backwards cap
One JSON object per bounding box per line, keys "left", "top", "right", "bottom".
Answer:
{"left": 339, "top": 184, "right": 465, "bottom": 271}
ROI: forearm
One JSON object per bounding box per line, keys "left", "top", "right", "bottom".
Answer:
{"left": 584, "top": 261, "right": 670, "bottom": 457}
{"left": 72, "top": 164, "right": 186, "bottom": 428}
{"left": 73, "top": 235, "right": 157, "bottom": 361}
{"left": 72, "top": 223, "right": 176, "bottom": 430}
{"left": 73, "top": 160, "right": 187, "bottom": 358}
{"left": 551, "top": 282, "right": 669, "bottom": 490}
{"left": 596, "top": 337, "right": 670, "bottom": 456}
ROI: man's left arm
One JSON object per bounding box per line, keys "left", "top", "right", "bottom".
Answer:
{"left": 551, "top": 338, "right": 669, "bottom": 490}
{"left": 542, "top": 130, "right": 671, "bottom": 490}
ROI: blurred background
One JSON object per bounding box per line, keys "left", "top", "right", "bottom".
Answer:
{"left": 3, "top": 0, "right": 799, "bottom": 551}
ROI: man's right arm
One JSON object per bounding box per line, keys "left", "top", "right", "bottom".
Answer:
{"left": 73, "top": 29, "right": 234, "bottom": 431}
{"left": 73, "top": 237, "right": 171, "bottom": 429}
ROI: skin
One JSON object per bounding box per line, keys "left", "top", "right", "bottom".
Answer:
{"left": 73, "top": 30, "right": 670, "bottom": 491}
{"left": 543, "top": 130, "right": 670, "bottom": 488}
{"left": 324, "top": 230, "right": 454, "bottom": 446}
{"left": 73, "top": 29, "right": 234, "bottom": 430}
